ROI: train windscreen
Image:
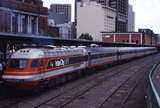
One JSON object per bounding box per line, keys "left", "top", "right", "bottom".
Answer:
{"left": 8, "top": 59, "right": 29, "bottom": 68}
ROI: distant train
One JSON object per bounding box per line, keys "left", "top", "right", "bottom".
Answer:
{"left": 2, "top": 46, "right": 157, "bottom": 89}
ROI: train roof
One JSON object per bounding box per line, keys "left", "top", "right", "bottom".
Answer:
{"left": 118, "top": 47, "right": 156, "bottom": 52}
{"left": 11, "top": 47, "right": 86, "bottom": 59}
{"left": 85, "top": 47, "right": 118, "bottom": 54}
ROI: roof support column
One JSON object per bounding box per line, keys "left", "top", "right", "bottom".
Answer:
{"left": 113, "top": 33, "right": 116, "bottom": 43}
{"left": 129, "top": 33, "right": 132, "bottom": 44}
{"left": 140, "top": 33, "right": 143, "bottom": 45}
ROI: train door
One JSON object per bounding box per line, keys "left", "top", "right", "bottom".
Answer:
{"left": 39, "top": 59, "right": 46, "bottom": 80}
{"left": 87, "top": 52, "right": 91, "bottom": 68}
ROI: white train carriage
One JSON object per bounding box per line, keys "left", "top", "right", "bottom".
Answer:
{"left": 85, "top": 47, "right": 118, "bottom": 68}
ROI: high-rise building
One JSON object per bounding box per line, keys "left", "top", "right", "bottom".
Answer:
{"left": 76, "top": 0, "right": 128, "bottom": 32}
{"left": 109, "top": 0, "right": 128, "bottom": 32}
{"left": 49, "top": 4, "right": 72, "bottom": 24}
{"left": 77, "top": 1, "right": 116, "bottom": 41}
{"left": 91, "top": 0, "right": 109, "bottom": 6}
{"left": 128, "top": 5, "right": 135, "bottom": 32}
{"left": 90, "top": 0, "right": 128, "bottom": 32}
{"left": 49, "top": 4, "right": 75, "bottom": 39}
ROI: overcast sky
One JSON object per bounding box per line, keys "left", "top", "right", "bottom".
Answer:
{"left": 43, "top": 0, "right": 160, "bottom": 34}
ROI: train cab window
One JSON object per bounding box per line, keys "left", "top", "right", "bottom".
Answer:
{"left": 31, "top": 60, "right": 40, "bottom": 68}
{"left": 8, "top": 59, "right": 28, "bottom": 68}
{"left": 39, "top": 60, "right": 43, "bottom": 66}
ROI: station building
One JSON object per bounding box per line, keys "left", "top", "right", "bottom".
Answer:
{"left": 102, "top": 32, "right": 157, "bottom": 45}
{"left": 0, "top": 0, "right": 48, "bottom": 35}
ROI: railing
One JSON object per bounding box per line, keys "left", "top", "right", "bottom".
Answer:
{"left": 148, "top": 63, "right": 160, "bottom": 108}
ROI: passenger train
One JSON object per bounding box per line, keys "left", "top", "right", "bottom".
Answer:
{"left": 2, "top": 46, "right": 157, "bottom": 89}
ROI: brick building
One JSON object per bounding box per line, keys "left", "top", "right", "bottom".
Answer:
{"left": 139, "top": 29, "right": 157, "bottom": 45}
{"left": 102, "top": 32, "right": 157, "bottom": 45}
{"left": 0, "top": 0, "right": 48, "bottom": 35}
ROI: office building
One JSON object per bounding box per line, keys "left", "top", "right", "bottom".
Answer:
{"left": 109, "top": 0, "right": 128, "bottom": 32}
{"left": 49, "top": 4, "right": 71, "bottom": 24}
{"left": 77, "top": 1, "right": 116, "bottom": 41}
{"left": 128, "top": 5, "right": 135, "bottom": 32}
{"left": 90, "top": 0, "right": 128, "bottom": 32}
{"left": 91, "top": 0, "right": 109, "bottom": 6}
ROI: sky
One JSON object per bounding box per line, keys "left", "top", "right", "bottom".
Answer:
{"left": 43, "top": 0, "right": 160, "bottom": 34}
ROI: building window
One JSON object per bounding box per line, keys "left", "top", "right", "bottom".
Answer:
{"left": 31, "top": 17, "right": 36, "bottom": 34}
{"left": 28, "top": 16, "right": 38, "bottom": 34}
{"left": 11, "top": 13, "right": 18, "bottom": 33}
{"left": 105, "top": 35, "right": 111, "bottom": 38}
{"left": 21, "top": 15, "right": 27, "bottom": 33}
{"left": 18, "top": 14, "right": 27, "bottom": 33}
{"left": 107, "top": 16, "right": 114, "bottom": 19}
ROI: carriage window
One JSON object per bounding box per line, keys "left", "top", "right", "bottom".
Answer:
{"left": 48, "top": 58, "right": 69, "bottom": 69}
{"left": 31, "top": 60, "right": 40, "bottom": 68}
{"left": 69, "top": 56, "right": 86, "bottom": 64}
{"left": 8, "top": 59, "right": 28, "bottom": 68}
{"left": 48, "top": 60, "right": 55, "bottom": 68}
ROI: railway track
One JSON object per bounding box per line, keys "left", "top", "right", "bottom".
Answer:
{"left": 57, "top": 55, "right": 157, "bottom": 108}
{"left": 99, "top": 60, "right": 153, "bottom": 108}
{"left": 0, "top": 54, "right": 159, "bottom": 108}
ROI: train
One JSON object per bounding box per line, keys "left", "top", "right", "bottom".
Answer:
{"left": 2, "top": 46, "right": 157, "bottom": 90}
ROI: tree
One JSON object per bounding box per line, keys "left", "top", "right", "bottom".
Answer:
{"left": 79, "top": 33, "right": 93, "bottom": 40}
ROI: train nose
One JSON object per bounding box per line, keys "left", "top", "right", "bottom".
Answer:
{"left": 2, "top": 75, "right": 40, "bottom": 89}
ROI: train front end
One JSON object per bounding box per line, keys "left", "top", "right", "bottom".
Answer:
{"left": 2, "top": 48, "right": 44, "bottom": 89}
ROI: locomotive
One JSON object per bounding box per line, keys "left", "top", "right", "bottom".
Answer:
{"left": 2, "top": 46, "right": 157, "bottom": 89}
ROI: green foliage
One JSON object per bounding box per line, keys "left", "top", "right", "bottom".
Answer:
{"left": 79, "top": 33, "right": 93, "bottom": 40}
